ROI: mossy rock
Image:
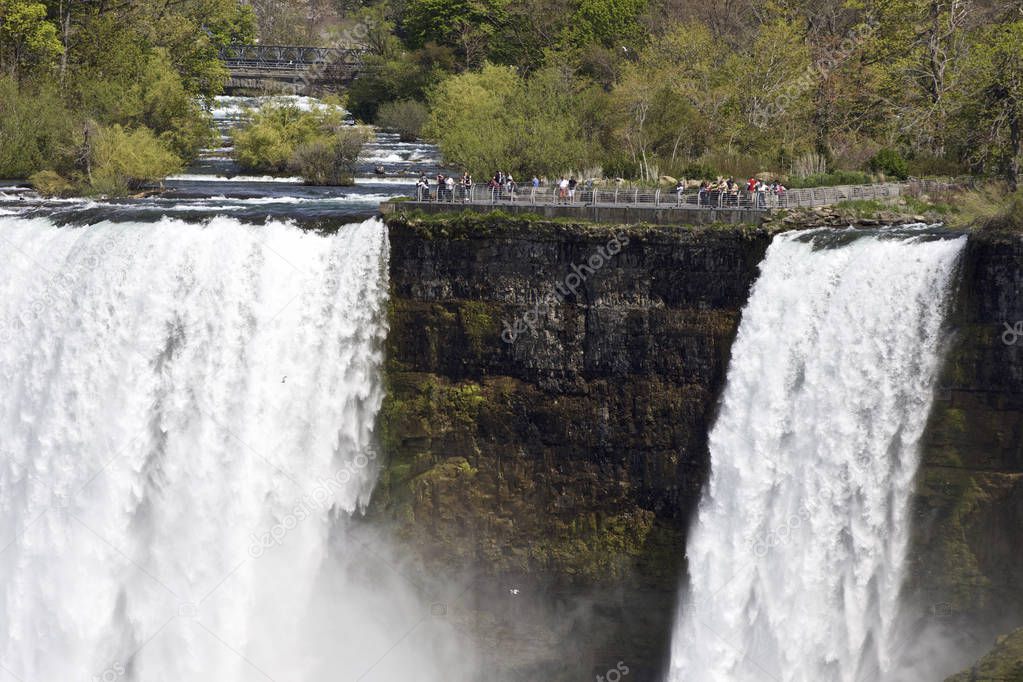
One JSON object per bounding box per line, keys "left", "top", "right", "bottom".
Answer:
{"left": 946, "top": 628, "right": 1023, "bottom": 681}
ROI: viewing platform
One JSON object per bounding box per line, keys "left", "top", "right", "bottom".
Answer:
{"left": 381, "top": 182, "right": 910, "bottom": 226}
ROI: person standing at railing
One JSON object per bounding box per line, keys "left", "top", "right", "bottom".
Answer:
{"left": 775, "top": 182, "right": 787, "bottom": 207}
{"left": 558, "top": 177, "right": 569, "bottom": 204}
{"left": 461, "top": 172, "right": 472, "bottom": 202}
{"left": 568, "top": 177, "right": 577, "bottom": 202}
{"left": 675, "top": 179, "right": 685, "bottom": 206}
{"left": 416, "top": 175, "right": 430, "bottom": 201}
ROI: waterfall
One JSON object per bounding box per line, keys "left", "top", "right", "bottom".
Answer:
{"left": 0, "top": 216, "right": 461, "bottom": 681}
{"left": 668, "top": 228, "right": 966, "bottom": 682}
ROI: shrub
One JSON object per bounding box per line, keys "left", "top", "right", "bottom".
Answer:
{"left": 376, "top": 99, "right": 428, "bottom": 142}
{"left": 86, "top": 124, "right": 182, "bottom": 195}
{"left": 601, "top": 154, "right": 639, "bottom": 179}
{"left": 29, "top": 169, "right": 74, "bottom": 197}
{"left": 0, "top": 77, "right": 76, "bottom": 179}
{"left": 289, "top": 127, "right": 373, "bottom": 185}
{"left": 139, "top": 50, "right": 216, "bottom": 159}
{"left": 679, "top": 162, "right": 719, "bottom": 181}
{"left": 232, "top": 100, "right": 372, "bottom": 185}
{"left": 867, "top": 148, "right": 909, "bottom": 180}
{"left": 787, "top": 170, "right": 873, "bottom": 188}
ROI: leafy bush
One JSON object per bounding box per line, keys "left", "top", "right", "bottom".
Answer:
{"left": 233, "top": 102, "right": 339, "bottom": 172}
{"left": 601, "top": 154, "right": 639, "bottom": 179}
{"left": 0, "top": 77, "right": 76, "bottom": 178}
{"left": 787, "top": 170, "right": 873, "bottom": 188}
{"left": 679, "top": 162, "right": 719, "bottom": 181}
{"left": 86, "top": 124, "right": 182, "bottom": 195}
{"left": 289, "top": 127, "right": 373, "bottom": 185}
{"left": 376, "top": 99, "right": 428, "bottom": 142}
{"left": 233, "top": 101, "right": 371, "bottom": 185}
{"left": 867, "top": 148, "right": 909, "bottom": 180}
{"left": 139, "top": 50, "right": 216, "bottom": 159}
{"left": 29, "top": 169, "right": 74, "bottom": 196}
{"left": 425, "top": 64, "right": 592, "bottom": 177}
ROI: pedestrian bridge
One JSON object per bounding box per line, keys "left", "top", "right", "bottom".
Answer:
{"left": 219, "top": 45, "right": 366, "bottom": 95}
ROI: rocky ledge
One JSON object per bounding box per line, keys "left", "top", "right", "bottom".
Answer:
{"left": 366, "top": 210, "right": 1023, "bottom": 680}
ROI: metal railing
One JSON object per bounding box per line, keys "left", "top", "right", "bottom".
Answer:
{"left": 407, "top": 181, "right": 908, "bottom": 211}
{"left": 219, "top": 45, "right": 365, "bottom": 68}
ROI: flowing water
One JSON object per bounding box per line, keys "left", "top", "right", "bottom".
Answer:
{"left": 0, "top": 215, "right": 469, "bottom": 681}
{"left": 668, "top": 228, "right": 966, "bottom": 682}
{"left": 0, "top": 95, "right": 441, "bottom": 224}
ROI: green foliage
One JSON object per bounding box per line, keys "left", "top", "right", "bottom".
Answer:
{"left": 400, "top": 0, "right": 504, "bottom": 65}
{"left": 568, "top": 0, "right": 647, "bottom": 49}
{"left": 868, "top": 148, "right": 909, "bottom": 180}
{"left": 346, "top": 48, "right": 451, "bottom": 122}
{"left": 0, "top": 0, "right": 63, "bottom": 73}
{"left": 678, "top": 163, "right": 718, "bottom": 181}
{"left": 233, "top": 102, "right": 334, "bottom": 172}
{"left": 233, "top": 101, "right": 371, "bottom": 185}
{"left": 957, "top": 187, "right": 1023, "bottom": 232}
{"left": 786, "top": 170, "right": 873, "bottom": 188}
{"left": 86, "top": 124, "right": 183, "bottom": 195}
{"left": 376, "top": 99, "right": 429, "bottom": 142}
{"left": 951, "top": 21, "right": 1023, "bottom": 188}
{"left": 424, "top": 63, "right": 591, "bottom": 177}
{"left": 139, "top": 51, "right": 217, "bottom": 158}
{"left": 601, "top": 153, "right": 639, "bottom": 180}
{"left": 290, "top": 127, "right": 373, "bottom": 185}
{"left": 0, "top": 0, "right": 250, "bottom": 183}
{"left": 28, "top": 169, "right": 74, "bottom": 197}
{"left": 0, "top": 77, "right": 75, "bottom": 178}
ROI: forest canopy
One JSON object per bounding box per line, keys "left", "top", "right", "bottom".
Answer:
{"left": 2, "top": 0, "right": 1022, "bottom": 191}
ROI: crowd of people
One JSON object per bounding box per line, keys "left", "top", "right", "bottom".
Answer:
{"left": 676, "top": 177, "right": 788, "bottom": 208}
{"left": 415, "top": 171, "right": 788, "bottom": 209}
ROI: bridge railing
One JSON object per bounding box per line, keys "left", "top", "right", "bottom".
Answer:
{"left": 219, "top": 45, "right": 364, "bottom": 67}
{"left": 407, "top": 181, "right": 907, "bottom": 211}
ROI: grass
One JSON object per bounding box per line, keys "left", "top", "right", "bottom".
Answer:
{"left": 953, "top": 186, "right": 1023, "bottom": 231}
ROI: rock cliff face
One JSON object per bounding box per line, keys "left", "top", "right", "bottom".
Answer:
{"left": 367, "top": 211, "right": 1023, "bottom": 680}
{"left": 911, "top": 230, "right": 1023, "bottom": 669}
{"left": 368, "top": 212, "right": 770, "bottom": 680}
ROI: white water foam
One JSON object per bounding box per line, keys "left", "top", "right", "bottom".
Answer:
{"left": 668, "top": 229, "right": 966, "bottom": 682}
{"left": 0, "top": 216, "right": 470, "bottom": 681}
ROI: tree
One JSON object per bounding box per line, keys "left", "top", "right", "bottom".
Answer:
{"left": 951, "top": 21, "right": 1023, "bottom": 189}
{"left": 0, "top": 0, "right": 62, "bottom": 76}
{"left": 424, "top": 63, "right": 590, "bottom": 176}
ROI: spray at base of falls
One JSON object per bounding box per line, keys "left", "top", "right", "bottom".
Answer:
{"left": 668, "top": 228, "right": 966, "bottom": 682}
{"left": 0, "top": 216, "right": 470, "bottom": 681}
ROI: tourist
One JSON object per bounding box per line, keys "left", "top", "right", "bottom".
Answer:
{"left": 558, "top": 177, "right": 570, "bottom": 203}
{"left": 568, "top": 177, "right": 577, "bottom": 202}
{"left": 415, "top": 175, "right": 429, "bottom": 201}
{"left": 445, "top": 175, "right": 455, "bottom": 202}
{"left": 775, "top": 181, "right": 787, "bottom": 208}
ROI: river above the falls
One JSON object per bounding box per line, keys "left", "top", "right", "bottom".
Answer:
{"left": 0, "top": 95, "right": 441, "bottom": 226}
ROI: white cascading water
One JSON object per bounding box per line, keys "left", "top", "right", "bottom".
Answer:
{"left": 0, "top": 216, "right": 465, "bottom": 681}
{"left": 668, "top": 229, "right": 966, "bottom": 682}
